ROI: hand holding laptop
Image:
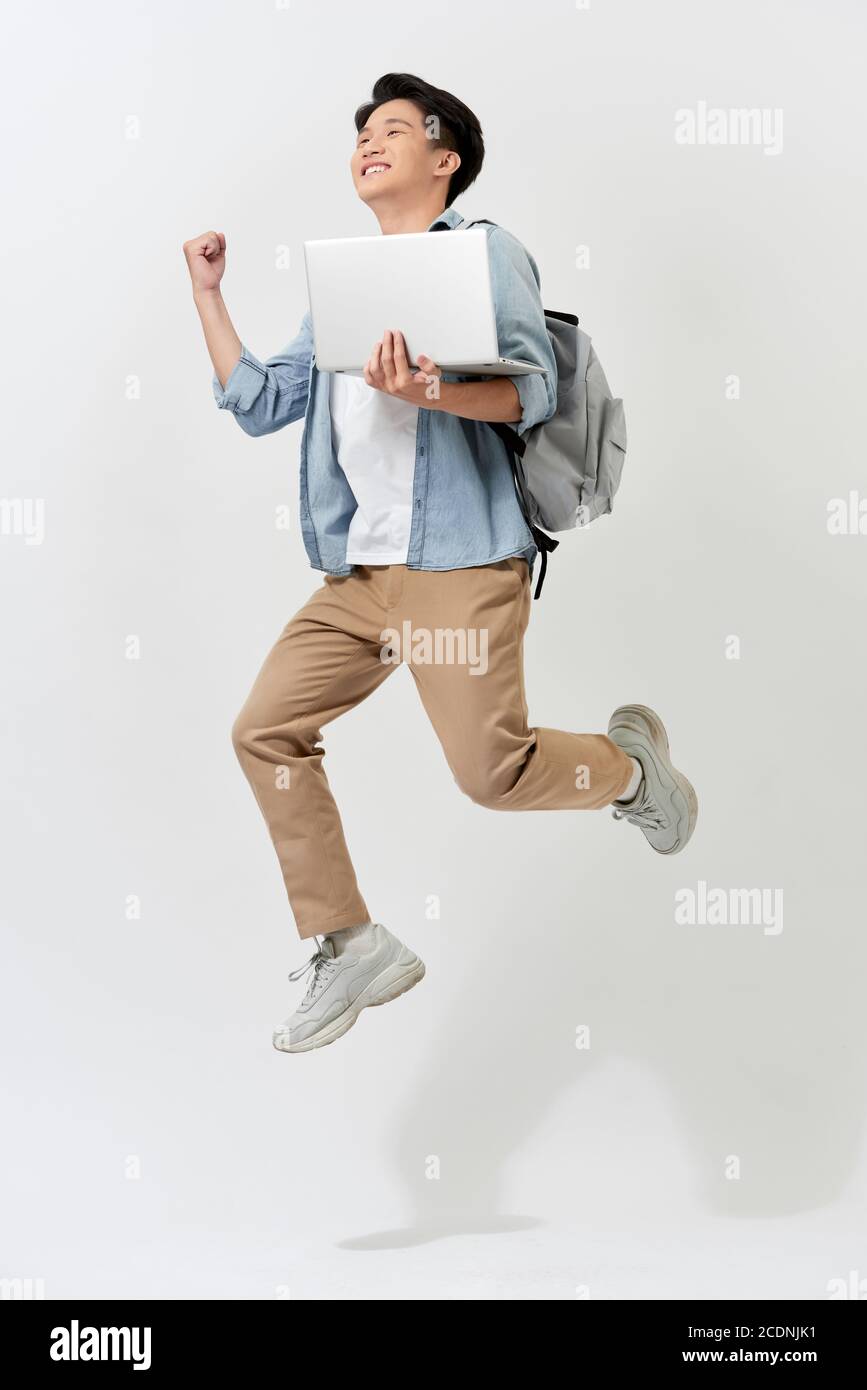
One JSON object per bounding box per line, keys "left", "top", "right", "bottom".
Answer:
{"left": 362, "top": 328, "right": 442, "bottom": 406}
{"left": 361, "top": 326, "right": 525, "bottom": 426}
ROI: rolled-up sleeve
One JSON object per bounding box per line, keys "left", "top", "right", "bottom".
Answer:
{"left": 212, "top": 309, "right": 313, "bottom": 437}
{"left": 487, "top": 227, "right": 557, "bottom": 437}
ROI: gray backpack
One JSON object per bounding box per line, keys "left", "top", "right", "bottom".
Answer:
{"left": 456, "top": 217, "right": 628, "bottom": 597}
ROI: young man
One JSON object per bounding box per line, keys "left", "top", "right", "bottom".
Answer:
{"left": 184, "top": 73, "right": 697, "bottom": 1055}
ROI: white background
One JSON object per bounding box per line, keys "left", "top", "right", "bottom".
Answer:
{"left": 2, "top": 0, "right": 866, "bottom": 1299}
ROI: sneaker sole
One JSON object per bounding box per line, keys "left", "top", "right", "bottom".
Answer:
{"left": 609, "top": 703, "right": 698, "bottom": 855}
{"left": 272, "top": 955, "right": 426, "bottom": 1055}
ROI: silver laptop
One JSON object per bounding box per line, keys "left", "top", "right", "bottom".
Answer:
{"left": 303, "top": 227, "right": 547, "bottom": 376}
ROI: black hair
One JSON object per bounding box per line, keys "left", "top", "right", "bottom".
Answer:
{"left": 354, "top": 72, "right": 484, "bottom": 208}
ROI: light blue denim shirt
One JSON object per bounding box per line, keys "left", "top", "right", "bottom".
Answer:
{"left": 211, "top": 205, "right": 557, "bottom": 578}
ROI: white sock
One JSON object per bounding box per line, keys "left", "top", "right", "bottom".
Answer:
{"left": 615, "top": 757, "right": 643, "bottom": 803}
{"left": 329, "top": 921, "right": 377, "bottom": 957}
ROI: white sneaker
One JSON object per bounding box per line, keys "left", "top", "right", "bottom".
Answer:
{"left": 607, "top": 703, "right": 698, "bottom": 855}
{"left": 272, "top": 924, "right": 425, "bottom": 1054}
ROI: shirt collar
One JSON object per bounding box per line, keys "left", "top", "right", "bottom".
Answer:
{"left": 426, "top": 206, "right": 465, "bottom": 232}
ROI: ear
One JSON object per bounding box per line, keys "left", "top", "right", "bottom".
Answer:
{"left": 434, "top": 150, "right": 461, "bottom": 179}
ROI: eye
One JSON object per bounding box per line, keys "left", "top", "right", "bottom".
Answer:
{"left": 357, "top": 130, "right": 402, "bottom": 152}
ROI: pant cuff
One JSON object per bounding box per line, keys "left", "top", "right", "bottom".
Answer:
{"left": 295, "top": 903, "right": 372, "bottom": 942}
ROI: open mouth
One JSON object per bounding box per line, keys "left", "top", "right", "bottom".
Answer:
{"left": 362, "top": 163, "right": 391, "bottom": 178}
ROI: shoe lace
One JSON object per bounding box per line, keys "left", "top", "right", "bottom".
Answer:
{"left": 288, "top": 945, "right": 338, "bottom": 1005}
{"left": 611, "top": 780, "right": 668, "bottom": 832}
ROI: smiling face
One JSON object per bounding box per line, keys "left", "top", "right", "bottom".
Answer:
{"left": 351, "top": 97, "right": 460, "bottom": 213}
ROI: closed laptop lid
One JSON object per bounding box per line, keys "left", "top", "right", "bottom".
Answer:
{"left": 303, "top": 227, "right": 499, "bottom": 372}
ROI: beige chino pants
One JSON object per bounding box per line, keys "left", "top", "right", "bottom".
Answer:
{"left": 231, "top": 558, "right": 634, "bottom": 940}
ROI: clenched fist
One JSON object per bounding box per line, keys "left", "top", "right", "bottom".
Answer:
{"left": 183, "top": 231, "right": 226, "bottom": 294}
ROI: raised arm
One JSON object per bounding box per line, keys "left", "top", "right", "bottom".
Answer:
{"left": 183, "top": 229, "right": 313, "bottom": 437}
{"left": 183, "top": 231, "right": 243, "bottom": 389}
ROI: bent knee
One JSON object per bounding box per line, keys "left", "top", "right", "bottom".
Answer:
{"left": 231, "top": 704, "right": 277, "bottom": 759}
{"left": 453, "top": 769, "right": 513, "bottom": 810}
{"left": 230, "top": 709, "right": 257, "bottom": 758}
{"left": 231, "top": 704, "right": 312, "bottom": 761}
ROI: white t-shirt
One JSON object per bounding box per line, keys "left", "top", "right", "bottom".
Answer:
{"left": 328, "top": 369, "right": 419, "bottom": 564}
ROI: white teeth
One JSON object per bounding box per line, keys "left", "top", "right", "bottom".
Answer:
{"left": 364, "top": 165, "right": 390, "bottom": 176}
